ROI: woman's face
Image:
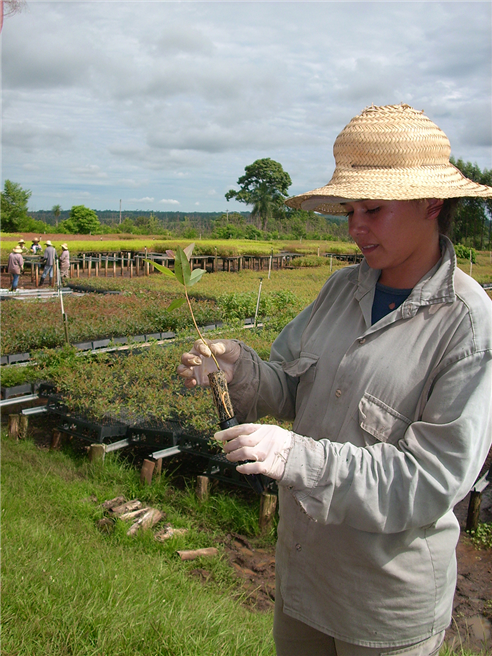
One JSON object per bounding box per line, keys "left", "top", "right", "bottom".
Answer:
{"left": 346, "top": 199, "right": 441, "bottom": 288}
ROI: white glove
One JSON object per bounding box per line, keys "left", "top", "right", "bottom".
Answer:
{"left": 177, "top": 339, "right": 241, "bottom": 388}
{"left": 214, "top": 423, "right": 293, "bottom": 480}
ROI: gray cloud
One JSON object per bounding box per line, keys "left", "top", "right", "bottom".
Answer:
{"left": 2, "top": 1, "right": 491, "bottom": 211}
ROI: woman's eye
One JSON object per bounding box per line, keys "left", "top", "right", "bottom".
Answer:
{"left": 367, "top": 207, "right": 380, "bottom": 214}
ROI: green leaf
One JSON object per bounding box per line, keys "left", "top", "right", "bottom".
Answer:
{"left": 175, "top": 247, "right": 191, "bottom": 287}
{"left": 145, "top": 259, "right": 177, "bottom": 281}
{"left": 188, "top": 268, "right": 206, "bottom": 287}
{"left": 167, "top": 298, "right": 186, "bottom": 312}
{"left": 183, "top": 243, "right": 195, "bottom": 261}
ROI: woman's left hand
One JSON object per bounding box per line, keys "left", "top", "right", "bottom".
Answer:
{"left": 214, "top": 423, "right": 293, "bottom": 480}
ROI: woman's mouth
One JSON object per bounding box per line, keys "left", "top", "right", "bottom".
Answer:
{"left": 359, "top": 244, "right": 379, "bottom": 255}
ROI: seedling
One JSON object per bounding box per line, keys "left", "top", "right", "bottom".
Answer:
{"left": 145, "top": 244, "right": 237, "bottom": 429}
{"left": 146, "top": 244, "right": 220, "bottom": 367}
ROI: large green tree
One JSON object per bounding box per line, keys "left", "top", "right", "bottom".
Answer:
{"left": 62, "top": 205, "right": 101, "bottom": 234}
{"left": 1, "top": 180, "right": 32, "bottom": 232}
{"left": 225, "top": 158, "right": 292, "bottom": 230}
{"left": 451, "top": 157, "right": 492, "bottom": 249}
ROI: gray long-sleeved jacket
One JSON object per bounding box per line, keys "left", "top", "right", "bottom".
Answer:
{"left": 228, "top": 236, "right": 492, "bottom": 648}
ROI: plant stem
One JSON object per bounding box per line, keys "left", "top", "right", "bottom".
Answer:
{"left": 184, "top": 287, "right": 220, "bottom": 370}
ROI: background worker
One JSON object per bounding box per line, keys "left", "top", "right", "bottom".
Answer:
{"left": 30, "top": 237, "right": 42, "bottom": 254}
{"left": 178, "top": 104, "right": 492, "bottom": 655}
{"left": 39, "top": 239, "right": 57, "bottom": 286}
{"left": 17, "top": 238, "right": 29, "bottom": 254}
{"left": 7, "top": 246, "right": 24, "bottom": 292}
{"left": 59, "top": 243, "right": 70, "bottom": 281}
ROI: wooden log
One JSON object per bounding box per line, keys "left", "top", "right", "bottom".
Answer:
{"left": 101, "top": 495, "right": 126, "bottom": 510}
{"left": 466, "top": 491, "right": 482, "bottom": 532}
{"left": 140, "top": 459, "right": 155, "bottom": 485}
{"left": 127, "top": 508, "right": 164, "bottom": 536}
{"left": 119, "top": 506, "right": 150, "bottom": 521}
{"left": 19, "top": 415, "right": 29, "bottom": 439}
{"left": 109, "top": 499, "right": 142, "bottom": 516}
{"left": 8, "top": 414, "right": 20, "bottom": 440}
{"left": 196, "top": 475, "right": 210, "bottom": 501}
{"left": 259, "top": 493, "right": 277, "bottom": 533}
{"left": 155, "top": 525, "right": 188, "bottom": 542}
{"left": 50, "top": 429, "right": 62, "bottom": 450}
{"left": 89, "top": 443, "right": 105, "bottom": 463}
{"left": 154, "top": 458, "right": 163, "bottom": 479}
{"left": 177, "top": 547, "right": 218, "bottom": 561}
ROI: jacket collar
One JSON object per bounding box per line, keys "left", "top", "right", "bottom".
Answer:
{"left": 351, "top": 235, "right": 457, "bottom": 318}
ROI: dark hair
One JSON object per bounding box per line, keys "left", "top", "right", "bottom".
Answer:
{"left": 438, "top": 198, "right": 460, "bottom": 236}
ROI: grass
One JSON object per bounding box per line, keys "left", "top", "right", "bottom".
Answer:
{"left": 1, "top": 432, "right": 276, "bottom": 656}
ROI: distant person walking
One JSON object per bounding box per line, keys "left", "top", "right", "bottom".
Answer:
{"left": 30, "top": 237, "right": 42, "bottom": 254}
{"left": 59, "top": 243, "right": 70, "bottom": 281}
{"left": 39, "top": 240, "right": 57, "bottom": 286}
{"left": 7, "top": 246, "right": 24, "bottom": 292}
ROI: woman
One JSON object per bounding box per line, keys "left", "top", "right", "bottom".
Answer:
{"left": 178, "top": 104, "right": 492, "bottom": 655}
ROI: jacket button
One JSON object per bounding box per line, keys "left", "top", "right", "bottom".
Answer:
{"left": 335, "top": 389, "right": 342, "bottom": 398}
{"left": 295, "top": 543, "right": 302, "bottom": 551}
{"left": 359, "top": 338, "right": 366, "bottom": 344}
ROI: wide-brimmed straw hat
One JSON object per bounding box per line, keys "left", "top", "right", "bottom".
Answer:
{"left": 18, "top": 239, "right": 25, "bottom": 244}
{"left": 286, "top": 103, "right": 492, "bottom": 215}
{"left": 12, "top": 246, "right": 23, "bottom": 253}
{"left": 33, "top": 237, "right": 40, "bottom": 242}
{"left": 45, "top": 240, "right": 52, "bottom": 246}
{"left": 61, "top": 243, "right": 68, "bottom": 250}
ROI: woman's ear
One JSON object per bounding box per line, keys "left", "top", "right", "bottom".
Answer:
{"left": 426, "top": 199, "right": 444, "bottom": 221}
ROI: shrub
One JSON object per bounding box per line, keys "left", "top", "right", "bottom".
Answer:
{"left": 455, "top": 244, "right": 477, "bottom": 263}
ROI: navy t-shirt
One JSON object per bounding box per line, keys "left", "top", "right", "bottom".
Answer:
{"left": 371, "top": 282, "right": 412, "bottom": 325}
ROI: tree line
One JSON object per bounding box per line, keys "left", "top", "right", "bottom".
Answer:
{"left": 1, "top": 157, "right": 491, "bottom": 247}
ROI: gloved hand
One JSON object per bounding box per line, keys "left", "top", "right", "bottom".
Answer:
{"left": 177, "top": 339, "right": 241, "bottom": 388}
{"left": 215, "top": 423, "right": 293, "bottom": 480}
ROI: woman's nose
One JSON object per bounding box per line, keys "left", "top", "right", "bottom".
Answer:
{"left": 348, "top": 213, "right": 368, "bottom": 236}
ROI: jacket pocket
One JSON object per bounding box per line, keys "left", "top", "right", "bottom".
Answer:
{"left": 359, "top": 393, "right": 411, "bottom": 444}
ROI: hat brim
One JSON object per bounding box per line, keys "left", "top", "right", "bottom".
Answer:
{"left": 286, "top": 164, "right": 492, "bottom": 215}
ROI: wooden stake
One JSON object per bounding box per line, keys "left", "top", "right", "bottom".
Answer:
{"left": 154, "top": 458, "right": 163, "bottom": 479}
{"left": 259, "top": 493, "right": 277, "bottom": 533}
{"left": 19, "top": 415, "right": 28, "bottom": 439}
{"left": 466, "top": 491, "right": 482, "bottom": 532}
{"left": 140, "top": 459, "right": 155, "bottom": 485}
{"left": 196, "top": 475, "right": 209, "bottom": 501}
{"left": 8, "top": 414, "right": 20, "bottom": 440}
{"left": 89, "top": 443, "right": 106, "bottom": 463}
{"left": 50, "top": 429, "right": 62, "bottom": 450}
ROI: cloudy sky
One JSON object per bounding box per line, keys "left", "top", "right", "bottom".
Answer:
{"left": 3, "top": 0, "right": 492, "bottom": 213}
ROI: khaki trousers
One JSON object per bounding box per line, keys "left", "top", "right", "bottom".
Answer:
{"left": 273, "top": 583, "right": 445, "bottom": 656}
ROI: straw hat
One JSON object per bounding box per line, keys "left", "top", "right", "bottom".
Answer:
{"left": 286, "top": 103, "right": 492, "bottom": 215}
{"left": 18, "top": 239, "right": 25, "bottom": 244}
{"left": 61, "top": 243, "right": 68, "bottom": 250}
{"left": 33, "top": 237, "right": 40, "bottom": 242}
{"left": 45, "top": 240, "right": 52, "bottom": 246}
{"left": 13, "top": 246, "right": 23, "bottom": 253}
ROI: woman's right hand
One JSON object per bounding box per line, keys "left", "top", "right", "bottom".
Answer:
{"left": 177, "top": 339, "right": 241, "bottom": 388}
